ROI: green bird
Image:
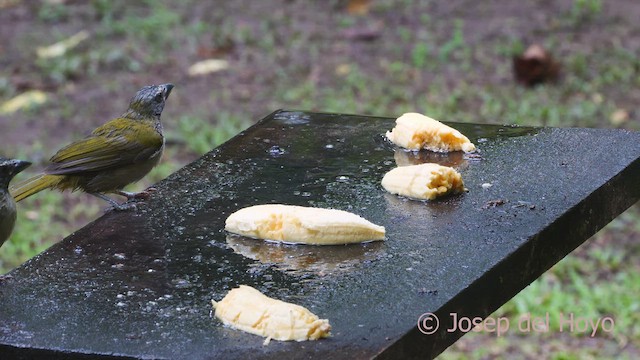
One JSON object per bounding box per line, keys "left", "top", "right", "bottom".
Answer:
{"left": 9, "top": 83, "right": 174, "bottom": 210}
{"left": 0, "top": 157, "right": 31, "bottom": 248}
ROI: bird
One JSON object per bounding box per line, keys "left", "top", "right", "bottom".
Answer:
{"left": 0, "top": 157, "right": 31, "bottom": 248}
{"left": 9, "top": 83, "right": 174, "bottom": 211}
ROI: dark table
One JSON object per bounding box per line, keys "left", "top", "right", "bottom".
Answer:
{"left": 1, "top": 110, "right": 639, "bottom": 359}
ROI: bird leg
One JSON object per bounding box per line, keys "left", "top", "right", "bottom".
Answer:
{"left": 114, "top": 188, "right": 157, "bottom": 200}
{"left": 90, "top": 193, "right": 136, "bottom": 211}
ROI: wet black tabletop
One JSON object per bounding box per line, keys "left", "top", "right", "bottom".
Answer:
{"left": 1, "top": 110, "right": 639, "bottom": 359}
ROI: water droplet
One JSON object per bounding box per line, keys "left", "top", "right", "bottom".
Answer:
{"left": 268, "top": 146, "right": 286, "bottom": 157}
{"left": 172, "top": 278, "right": 192, "bottom": 289}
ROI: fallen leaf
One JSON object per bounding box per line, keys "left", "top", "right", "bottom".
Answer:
{"left": 347, "top": 0, "right": 371, "bottom": 15}
{"left": 36, "top": 30, "right": 90, "bottom": 59}
{"left": 335, "top": 64, "right": 351, "bottom": 76}
{"left": 610, "top": 109, "right": 629, "bottom": 125}
{"left": 512, "top": 44, "right": 560, "bottom": 86}
{"left": 0, "top": 90, "right": 48, "bottom": 114}
{"left": 187, "top": 59, "right": 229, "bottom": 77}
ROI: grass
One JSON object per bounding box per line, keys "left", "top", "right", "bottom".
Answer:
{"left": 1, "top": 0, "right": 638, "bottom": 358}
{"left": 1, "top": 192, "right": 70, "bottom": 272}
{"left": 174, "top": 112, "right": 253, "bottom": 155}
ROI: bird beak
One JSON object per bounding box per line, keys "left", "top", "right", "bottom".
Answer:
{"left": 163, "top": 83, "right": 174, "bottom": 100}
{"left": 12, "top": 160, "right": 31, "bottom": 174}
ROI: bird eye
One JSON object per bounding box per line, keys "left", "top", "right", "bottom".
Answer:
{"left": 154, "top": 93, "right": 164, "bottom": 102}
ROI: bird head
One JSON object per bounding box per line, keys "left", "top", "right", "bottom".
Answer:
{"left": 124, "top": 83, "right": 174, "bottom": 120}
{"left": 0, "top": 158, "right": 31, "bottom": 188}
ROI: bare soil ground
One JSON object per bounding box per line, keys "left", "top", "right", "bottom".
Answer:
{"left": 1, "top": 0, "right": 638, "bottom": 149}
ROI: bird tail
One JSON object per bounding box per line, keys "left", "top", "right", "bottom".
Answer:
{"left": 9, "top": 174, "right": 63, "bottom": 202}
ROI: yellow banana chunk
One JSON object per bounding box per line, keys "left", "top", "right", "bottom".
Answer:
{"left": 381, "top": 163, "right": 465, "bottom": 200}
{"left": 212, "top": 285, "right": 331, "bottom": 342}
{"left": 225, "top": 204, "right": 385, "bottom": 245}
{"left": 386, "top": 112, "right": 476, "bottom": 153}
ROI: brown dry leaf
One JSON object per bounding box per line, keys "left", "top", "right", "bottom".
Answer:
{"left": 512, "top": 44, "right": 561, "bottom": 86}
{"left": 347, "top": 0, "right": 371, "bottom": 15}
{"left": 341, "top": 22, "right": 382, "bottom": 41}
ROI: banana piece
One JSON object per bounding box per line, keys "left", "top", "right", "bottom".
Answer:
{"left": 381, "top": 163, "right": 465, "bottom": 200}
{"left": 212, "top": 285, "right": 331, "bottom": 343}
{"left": 386, "top": 112, "right": 476, "bottom": 153}
{"left": 225, "top": 204, "right": 385, "bottom": 245}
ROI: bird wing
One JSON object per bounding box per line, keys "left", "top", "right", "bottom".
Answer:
{"left": 46, "top": 118, "right": 163, "bottom": 175}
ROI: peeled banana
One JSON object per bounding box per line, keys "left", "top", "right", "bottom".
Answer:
{"left": 386, "top": 112, "right": 476, "bottom": 153}
{"left": 225, "top": 204, "right": 385, "bottom": 245}
{"left": 212, "top": 285, "right": 331, "bottom": 342}
{"left": 381, "top": 163, "right": 465, "bottom": 200}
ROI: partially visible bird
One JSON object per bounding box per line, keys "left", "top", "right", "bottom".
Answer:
{"left": 9, "top": 83, "right": 174, "bottom": 210}
{"left": 0, "top": 158, "right": 31, "bottom": 248}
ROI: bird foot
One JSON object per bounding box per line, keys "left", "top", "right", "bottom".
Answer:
{"left": 116, "top": 188, "right": 157, "bottom": 200}
{"left": 91, "top": 192, "right": 137, "bottom": 212}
